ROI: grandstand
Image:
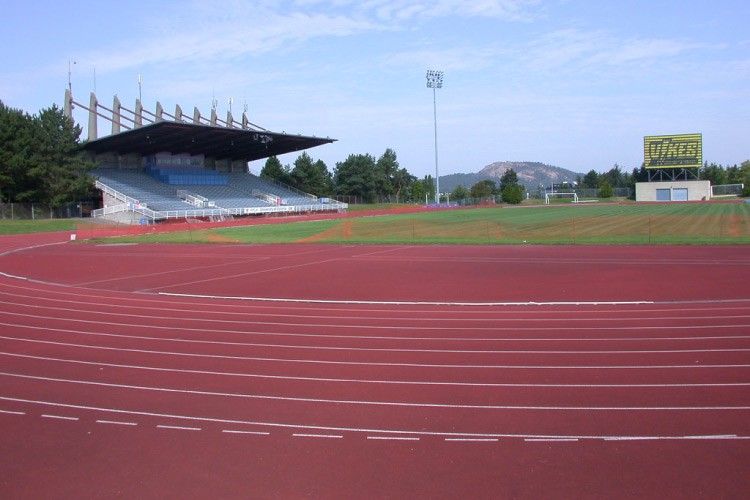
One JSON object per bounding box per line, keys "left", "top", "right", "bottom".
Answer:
{"left": 65, "top": 90, "right": 346, "bottom": 223}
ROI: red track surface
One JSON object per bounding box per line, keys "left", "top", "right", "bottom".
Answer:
{"left": 1, "top": 232, "right": 749, "bottom": 498}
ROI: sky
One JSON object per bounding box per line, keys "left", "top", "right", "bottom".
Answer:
{"left": 1, "top": 0, "right": 748, "bottom": 177}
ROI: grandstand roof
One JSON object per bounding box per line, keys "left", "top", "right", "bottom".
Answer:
{"left": 81, "top": 121, "right": 335, "bottom": 161}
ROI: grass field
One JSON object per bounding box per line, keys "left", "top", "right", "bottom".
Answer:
{"left": 0, "top": 218, "right": 80, "bottom": 235}
{"left": 82, "top": 202, "right": 750, "bottom": 245}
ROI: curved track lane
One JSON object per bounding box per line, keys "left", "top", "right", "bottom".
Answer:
{"left": 1, "top": 235, "right": 749, "bottom": 498}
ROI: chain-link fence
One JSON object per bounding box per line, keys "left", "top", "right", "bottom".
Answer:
{"left": 0, "top": 202, "right": 96, "bottom": 220}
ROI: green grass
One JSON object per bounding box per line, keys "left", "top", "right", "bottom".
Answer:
{"left": 0, "top": 218, "right": 80, "bottom": 235}
{"left": 88, "top": 202, "right": 750, "bottom": 246}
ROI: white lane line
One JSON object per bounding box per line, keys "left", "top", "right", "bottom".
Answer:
{"left": 3, "top": 337, "right": 750, "bottom": 371}
{"left": 96, "top": 419, "right": 137, "bottom": 426}
{"left": 6, "top": 352, "right": 749, "bottom": 389}
{"left": 5, "top": 311, "right": 750, "bottom": 344}
{"left": 603, "top": 434, "right": 737, "bottom": 441}
{"left": 4, "top": 318, "right": 750, "bottom": 354}
{"left": 4, "top": 371, "right": 750, "bottom": 411}
{"left": 3, "top": 283, "right": 749, "bottom": 319}
{"left": 293, "top": 433, "right": 343, "bottom": 439}
{"left": 160, "top": 292, "right": 654, "bottom": 307}
{"left": 15, "top": 294, "right": 745, "bottom": 324}
{"left": 0, "top": 409, "right": 25, "bottom": 415}
{"left": 367, "top": 436, "right": 420, "bottom": 441}
{"left": 156, "top": 424, "right": 201, "bottom": 431}
{"left": 3, "top": 395, "right": 747, "bottom": 442}
{"left": 7, "top": 307, "right": 750, "bottom": 334}
{"left": 0, "top": 272, "right": 28, "bottom": 281}
{"left": 222, "top": 429, "right": 270, "bottom": 436}
{"left": 525, "top": 438, "right": 579, "bottom": 442}
{"left": 444, "top": 438, "right": 498, "bottom": 442}
{"left": 41, "top": 414, "right": 78, "bottom": 421}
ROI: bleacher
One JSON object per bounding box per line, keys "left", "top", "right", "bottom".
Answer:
{"left": 91, "top": 153, "right": 346, "bottom": 222}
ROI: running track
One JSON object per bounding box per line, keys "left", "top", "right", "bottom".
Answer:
{"left": 1, "top": 232, "right": 749, "bottom": 498}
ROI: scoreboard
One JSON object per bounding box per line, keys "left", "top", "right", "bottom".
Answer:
{"left": 643, "top": 133, "right": 702, "bottom": 169}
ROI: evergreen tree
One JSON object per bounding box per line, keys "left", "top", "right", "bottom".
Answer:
{"left": 260, "top": 155, "right": 292, "bottom": 185}
{"left": 499, "top": 168, "right": 518, "bottom": 190}
{"left": 290, "top": 152, "right": 331, "bottom": 196}
{"left": 333, "top": 154, "right": 378, "bottom": 202}
{"left": 0, "top": 101, "right": 93, "bottom": 205}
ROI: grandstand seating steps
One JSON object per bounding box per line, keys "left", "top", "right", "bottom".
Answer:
{"left": 92, "top": 166, "right": 340, "bottom": 220}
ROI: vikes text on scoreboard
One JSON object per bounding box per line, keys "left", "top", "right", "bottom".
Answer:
{"left": 643, "top": 133, "right": 702, "bottom": 169}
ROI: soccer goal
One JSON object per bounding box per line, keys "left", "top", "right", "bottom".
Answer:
{"left": 545, "top": 192, "right": 578, "bottom": 204}
{"left": 711, "top": 184, "right": 744, "bottom": 198}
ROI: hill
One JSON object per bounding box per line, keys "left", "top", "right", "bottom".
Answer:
{"left": 440, "top": 161, "right": 583, "bottom": 192}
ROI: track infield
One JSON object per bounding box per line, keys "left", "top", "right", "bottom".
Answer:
{"left": 1, "top": 232, "right": 749, "bottom": 498}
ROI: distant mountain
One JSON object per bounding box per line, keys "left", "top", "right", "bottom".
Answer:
{"left": 440, "top": 161, "right": 584, "bottom": 192}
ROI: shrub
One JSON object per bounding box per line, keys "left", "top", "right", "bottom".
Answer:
{"left": 501, "top": 184, "right": 524, "bottom": 204}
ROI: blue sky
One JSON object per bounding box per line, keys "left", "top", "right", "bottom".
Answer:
{"left": 1, "top": 0, "right": 748, "bottom": 177}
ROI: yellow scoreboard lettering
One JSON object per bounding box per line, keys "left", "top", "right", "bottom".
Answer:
{"left": 643, "top": 133, "right": 702, "bottom": 169}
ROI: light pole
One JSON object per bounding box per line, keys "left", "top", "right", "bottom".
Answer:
{"left": 426, "top": 69, "right": 443, "bottom": 204}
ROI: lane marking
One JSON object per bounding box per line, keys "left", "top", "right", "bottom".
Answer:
{"left": 3, "top": 395, "right": 746, "bottom": 441}
{"left": 156, "top": 424, "right": 201, "bottom": 431}
{"left": 8, "top": 307, "right": 750, "bottom": 334}
{"left": 2, "top": 281, "right": 749, "bottom": 319}
{"left": 3, "top": 323, "right": 750, "bottom": 356}
{"left": 4, "top": 352, "right": 750, "bottom": 389}
{"left": 6, "top": 313, "right": 750, "bottom": 345}
{"left": 3, "top": 371, "right": 750, "bottom": 411}
{"left": 96, "top": 419, "right": 137, "bottom": 426}
{"left": 222, "top": 429, "right": 269, "bottom": 436}
{"left": 41, "top": 414, "right": 78, "bottom": 421}
{"left": 603, "top": 434, "right": 737, "bottom": 441}
{"left": 444, "top": 438, "right": 498, "bottom": 442}
{"left": 0, "top": 409, "right": 25, "bottom": 415}
{"left": 159, "top": 292, "right": 654, "bottom": 307}
{"left": 525, "top": 438, "right": 579, "bottom": 442}
{"left": 4, "top": 288, "right": 750, "bottom": 325}
{"left": 2, "top": 337, "right": 749, "bottom": 370}
{"left": 0, "top": 272, "right": 28, "bottom": 281}
{"left": 367, "top": 436, "right": 420, "bottom": 441}
{"left": 293, "top": 433, "right": 343, "bottom": 439}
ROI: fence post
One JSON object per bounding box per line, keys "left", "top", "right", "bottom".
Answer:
{"left": 10, "top": 203, "right": 13, "bottom": 220}
{"left": 31, "top": 204, "right": 35, "bottom": 220}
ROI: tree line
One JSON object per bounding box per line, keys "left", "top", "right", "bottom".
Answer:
{"left": 259, "top": 148, "right": 441, "bottom": 204}
{"left": 0, "top": 101, "right": 95, "bottom": 206}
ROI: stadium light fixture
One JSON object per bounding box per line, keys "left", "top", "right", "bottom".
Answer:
{"left": 426, "top": 70, "right": 444, "bottom": 204}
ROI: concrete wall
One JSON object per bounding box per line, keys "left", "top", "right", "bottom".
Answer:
{"left": 635, "top": 180, "right": 711, "bottom": 202}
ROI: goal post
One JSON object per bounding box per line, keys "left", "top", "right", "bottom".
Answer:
{"left": 544, "top": 192, "right": 578, "bottom": 205}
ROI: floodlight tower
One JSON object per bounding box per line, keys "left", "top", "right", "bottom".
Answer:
{"left": 426, "top": 69, "right": 443, "bottom": 204}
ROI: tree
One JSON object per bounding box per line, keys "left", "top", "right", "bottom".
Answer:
{"left": 499, "top": 168, "right": 518, "bottom": 190}
{"left": 501, "top": 184, "right": 524, "bottom": 204}
{"left": 375, "top": 148, "right": 398, "bottom": 200}
{"left": 410, "top": 178, "right": 426, "bottom": 203}
{"left": 333, "top": 154, "right": 378, "bottom": 203}
{"left": 290, "top": 152, "right": 331, "bottom": 196}
{"left": 391, "top": 167, "right": 415, "bottom": 202}
{"left": 599, "top": 179, "right": 614, "bottom": 198}
{"left": 260, "top": 155, "right": 292, "bottom": 185}
{"left": 581, "top": 169, "right": 599, "bottom": 189}
{"left": 700, "top": 162, "right": 729, "bottom": 186}
{"left": 0, "top": 101, "right": 93, "bottom": 206}
{"left": 470, "top": 179, "right": 496, "bottom": 199}
{"left": 451, "top": 185, "right": 469, "bottom": 202}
